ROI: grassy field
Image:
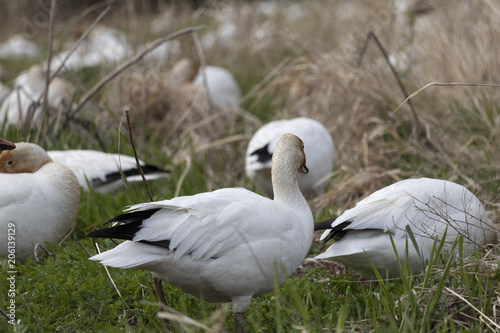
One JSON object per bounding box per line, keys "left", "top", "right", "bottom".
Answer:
{"left": 1, "top": 0, "right": 499, "bottom": 331}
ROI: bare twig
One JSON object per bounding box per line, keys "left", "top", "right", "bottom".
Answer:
{"left": 445, "top": 287, "right": 500, "bottom": 330}
{"left": 35, "top": 0, "right": 56, "bottom": 143}
{"left": 122, "top": 110, "right": 170, "bottom": 330}
{"left": 71, "top": 0, "right": 115, "bottom": 25}
{"left": 94, "top": 243, "right": 123, "bottom": 298}
{"left": 49, "top": 5, "right": 112, "bottom": 80}
{"left": 58, "top": 222, "right": 77, "bottom": 245}
{"left": 75, "top": 238, "right": 93, "bottom": 257}
{"left": 0, "top": 308, "right": 9, "bottom": 320}
{"left": 394, "top": 82, "right": 500, "bottom": 114}
{"left": 192, "top": 30, "right": 214, "bottom": 110}
{"left": 33, "top": 243, "right": 53, "bottom": 263}
{"left": 175, "top": 155, "right": 191, "bottom": 197}
{"left": 124, "top": 109, "right": 154, "bottom": 202}
{"left": 358, "top": 31, "right": 424, "bottom": 133}
{"left": 239, "top": 57, "right": 291, "bottom": 106}
{"left": 71, "top": 26, "right": 205, "bottom": 117}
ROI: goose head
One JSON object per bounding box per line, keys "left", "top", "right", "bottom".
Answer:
{"left": 0, "top": 142, "right": 53, "bottom": 173}
{"left": 0, "top": 138, "right": 16, "bottom": 151}
{"left": 271, "top": 133, "right": 309, "bottom": 204}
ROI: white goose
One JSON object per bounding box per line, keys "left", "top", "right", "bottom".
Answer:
{"left": 0, "top": 65, "right": 72, "bottom": 128}
{"left": 88, "top": 133, "right": 313, "bottom": 333}
{"left": 0, "top": 143, "right": 80, "bottom": 262}
{"left": 169, "top": 58, "right": 242, "bottom": 109}
{"left": 246, "top": 117, "right": 335, "bottom": 197}
{"left": 0, "top": 137, "right": 15, "bottom": 151}
{"left": 193, "top": 65, "right": 242, "bottom": 108}
{"left": 314, "top": 178, "right": 497, "bottom": 277}
{"left": 47, "top": 150, "right": 170, "bottom": 194}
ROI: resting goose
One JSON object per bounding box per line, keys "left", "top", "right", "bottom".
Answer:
{"left": 88, "top": 133, "right": 314, "bottom": 333}
{"left": 246, "top": 117, "right": 334, "bottom": 197}
{"left": 169, "top": 58, "right": 242, "bottom": 108}
{"left": 193, "top": 65, "right": 242, "bottom": 108}
{"left": 0, "top": 65, "right": 73, "bottom": 128}
{"left": 314, "top": 178, "right": 497, "bottom": 277}
{"left": 47, "top": 150, "right": 170, "bottom": 194}
{"left": 0, "top": 137, "right": 15, "bottom": 150}
{"left": 0, "top": 142, "right": 80, "bottom": 262}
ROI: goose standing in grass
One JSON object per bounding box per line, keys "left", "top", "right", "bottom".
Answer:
{"left": 0, "top": 143, "right": 80, "bottom": 262}
{"left": 0, "top": 137, "right": 15, "bottom": 150}
{"left": 314, "top": 178, "right": 497, "bottom": 277}
{"left": 246, "top": 117, "right": 334, "bottom": 197}
{"left": 88, "top": 133, "right": 313, "bottom": 333}
{"left": 47, "top": 150, "right": 170, "bottom": 194}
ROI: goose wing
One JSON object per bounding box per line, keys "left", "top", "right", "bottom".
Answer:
{"left": 89, "top": 188, "right": 297, "bottom": 261}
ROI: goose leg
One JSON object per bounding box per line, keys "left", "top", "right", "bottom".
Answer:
{"left": 153, "top": 276, "right": 170, "bottom": 329}
{"left": 234, "top": 312, "right": 245, "bottom": 333}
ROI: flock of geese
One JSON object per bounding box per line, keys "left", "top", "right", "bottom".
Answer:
{"left": 0, "top": 50, "right": 496, "bottom": 331}
{"left": 0, "top": 111, "right": 496, "bottom": 331}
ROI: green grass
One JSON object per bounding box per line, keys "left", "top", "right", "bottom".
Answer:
{"left": 1, "top": 170, "right": 498, "bottom": 332}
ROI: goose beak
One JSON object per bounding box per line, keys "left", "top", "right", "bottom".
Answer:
{"left": 0, "top": 138, "right": 16, "bottom": 151}
{"left": 300, "top": 165, "right": 309, "bottom": 174}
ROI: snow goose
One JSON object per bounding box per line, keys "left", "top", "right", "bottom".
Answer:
{"left": 0, "top": 143, "right": 80, "bottom": 262}
{"left": 0, "top": 138, "right": 15, "bottom": 150}
{"left": 314, "top": 178, "right": 497, "bottom": 277}
{"left": 47, "top": 150, "right": 170, "bottom": 194}
{"left": 0, "top": 65, "right": 73, "bottom": 128}
{"left": 246, "top": 117, "right": 335, "bottom": 197}
{"left": 51, "top": 25, "right": 130, "bottom": 72}
{"left": 193, "top": 65, "right": 242, "bottom": 108}
{"left": 168, "top": 58, "right": 242, "bottom": 108}
{"left": 88, "top": 133, "right": 313, "bottom": 333}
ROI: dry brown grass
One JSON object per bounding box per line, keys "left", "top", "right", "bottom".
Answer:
{"left": 1, "top": 1, "right": 499, "bottom": 217}
{"left": 248, "top": 0, "right": 500, "bottom": 220}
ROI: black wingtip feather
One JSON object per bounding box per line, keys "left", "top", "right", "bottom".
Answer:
{"left": 90, "top": 164, "right": 170, "bottom": 188}
{"left": 87, "top": 208, "right": 162, "bottom": 240}
{"left": 315, "top": 219, "right": 352, "bottom": 243}
{"left": 87, "top": 220, "right": 143, "bottom": 240}
{"left": 314, "top": 218, "right": 337, "bottom": 231}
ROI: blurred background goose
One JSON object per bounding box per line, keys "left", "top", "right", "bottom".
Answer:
{"left": 88, "top": 133, "right": 313, "bottom": 333}
{"left": 0, "top": 65, "right": 73, "bottom": 129}
{"left": 246, "top": 117, "right": 334, "bottom": 197}
{"left": 0, "top": 142, "right": 80, "bottom": 262}
{"left": 169, "top": 58, "right": 242, "bottom": 109}
{"left": 314, "top": 178, "right": 497, "bottom": 277}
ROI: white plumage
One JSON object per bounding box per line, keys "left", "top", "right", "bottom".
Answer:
{"left": 0, "top": 65, "right": 72, "bottom": 128}
{"left": 246, "top": 117, "right": 335, "bottom": 197}
{"left": 314, "top": 178, "right": 497, "bottom": 277}
{"left": 47, "top": 150, "right": 169, "bottom": 194}
{"left": 169, "top": 59, "right": 242, "bottom": 108}
{"left": 0, "top": 143, "right": 80, "bottom": 262}
{"left": 88, "top": 133, "right": 313, "bottom": 332}
{"left": 51, "top": 26, "right": 130, "bottom": 72}
{"left": 193, "top": 65, "right": 242, "bottom": 108}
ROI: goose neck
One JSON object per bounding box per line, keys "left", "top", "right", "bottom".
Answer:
{"left": 272, "top": 166, "right": 307, "bottom": 208}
